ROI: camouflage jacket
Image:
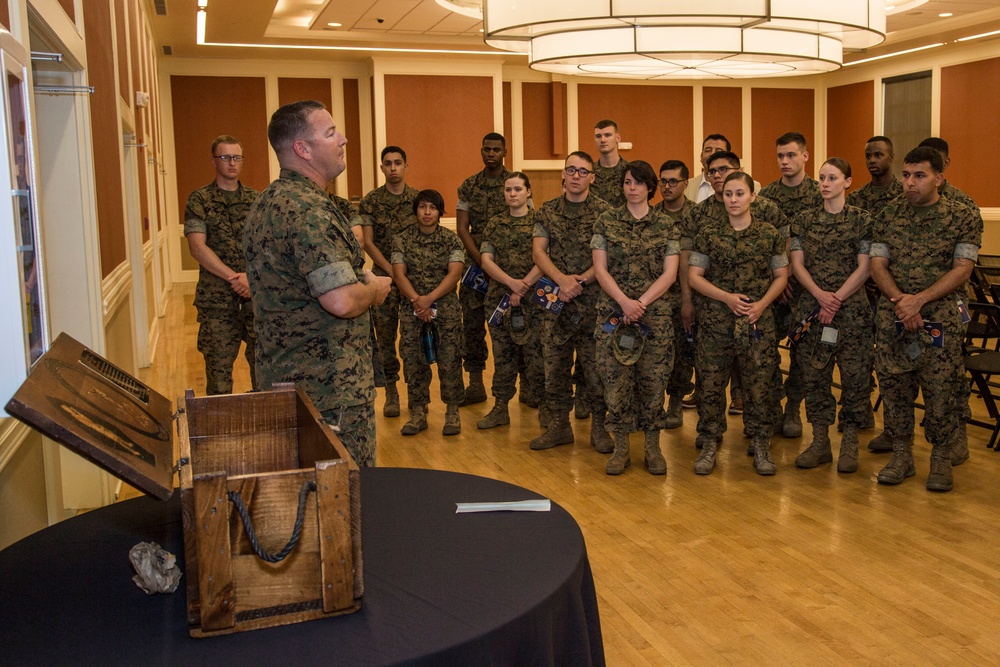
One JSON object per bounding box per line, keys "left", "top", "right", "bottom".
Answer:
{"left": 871, "top": 195, "right": 982, "bottom": 324}
{"left": 331, "top": 195, "right": 362, "bottom": 229}
{"left": 592, "top": 158, "right": 629, "bottom": 208}
{"left": 680, "top": 195, "right": 788, "bottom": 251}
{"left": 846, "top": 177, "right": 902, "bottom": 217}
{"left": 359, "top": 184, "right": 419, "bottom": 276}
{"left": 759, "top": 176, "right": 823, "bottom": 223}
{"left": 243, "top": 169, "right": 372, "bottom": 410}
{"left": 790, "top": 204, "right": 873, "bottom": 321}
{"left": 457, "top": 167, "right": 513, "bottom": 245}
{"left": 480, "top": 209, "right": 537, "bottom": 304}
{"left": 391, "top": 224, "right": 465, "bottom": 296}
{"left": 592, "top": 205, "right": 680, "bottom": 319}
{"left": 940, "top": 180, "right": 978, "bottom": 211}
{"left": 534, "top": 194, "right": 611, "bottom": 310}
{"left": 184, "top": 181, "right": 259, "bottom": 309}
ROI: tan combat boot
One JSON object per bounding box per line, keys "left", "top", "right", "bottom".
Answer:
{"left": 876, "top": 438, "right": 916, "bottom": 484}
{"left": 606, "top": 432, "right": 632, "bottom": 475}
{"left": 781, "top": 399, "right": 803, "bottom": 438}
{"left": 694, "top": 435, "right": 719, "bottom": 475}
{"left": 643, "top": 430, "right": 666, "bottom": 475}
{"left": 838, "top": 425, "right": 860, "bottom": 473}
{"left": 383, "top": 382, "right": 401, "bottom": 418}
{"left": 867, "top": 430, "right": 893, "bottom": 452}
{"left": 590, "top": 410, "right": 614, "bottom": 454}
{"left": 927, "top": 442, "right": 953, "bottom": 492}
{"left": 461, "top": 371, "right": 487, "bottom": 406}
{"left": 442, "top": 403, "right": 461, "bottom": 436}
{"left": 951, "top": 421, "right": 970, "bottom": 466}
{"left": 753, "top": 435, "right": 777, "bottom": 475}
{"left": 530, "top": 411, "right": 574, "bottom": 450}
{"left": 538, "top": 402, "right": 552, "bottom": 428}
{"left": 476, "top": 399, "right": 510, "bottom": 429}
{"left": 663, "top": 394, "right": 683, "bottom": 429}
{"left": 795, "top": 424, "right": 833, "bottom": 468}
{"left": 401, "top": 405, "right": 428, "bottom": 436}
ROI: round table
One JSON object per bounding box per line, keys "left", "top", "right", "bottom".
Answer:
{"left": 0, "top": 467, "right": 604, "bottom": 666}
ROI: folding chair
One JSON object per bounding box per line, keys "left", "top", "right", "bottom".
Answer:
{"left": 963, "top": 301, "right": 1000, "bottom": 450}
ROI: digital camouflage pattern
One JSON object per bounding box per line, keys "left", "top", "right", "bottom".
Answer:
{"left": 331, "top": 195, "right": 362, "bottom": 229}
{"left": 392, "top": 225, "right": 466, "bottom": 408}
{"left": 690, "top": 216, "right": 787, "bottom": 438}
{"left": 759, "top": 176, "right": 823, "bottom": 225}
{"left": 457, "top": 167, "right": 513, "bottom": 373}
{"left": 184, "top": 181, "right": 260, "bottom": 394}
{"left": 243, "top": 169, "right": 376, "bottom": 465}
{"left": 481, "top": 210, "right": 544, "bottom": 402}
{"left": 680, "top": 195, "right": 789, "bottom": 249}
{"left": 591, "top": 205, "right": 680, "bottom": 431}
{"left": 790, "top": 205, "right": 874, "bottom": 427}
{"left": 871, "top": 195, "right": 982, "bottom": 446}
{"left": 534, "top": 194, "right": 612, "bottom": 413}
{"left": 320, "top": 404, "right": 376, "bottom": 468}
{"left": 360, "top": 184, "right": 420, "bottom": 384}
{"left": 940, "top": 180, "right": 978, "bottom": 211}
{"left": 847, "top": 177, "right": 902, "bottom": 217}
{"left": 656, "top": 198, "right": 697, "bottom": 396}
{"left": 591, "top": 159, "right": 629, "bottom": 208}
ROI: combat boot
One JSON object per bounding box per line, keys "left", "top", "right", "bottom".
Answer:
{"left": 694, "top": 436, "right": 718, "bottom": 474}
{"left": 838, "top": 425, "right": 860, "bottom": 473}
{"left": 476, "top": 400, "right": 509, "bottom": 429}
{"left": 752, "top": 436, "right": 776, "bottom": 475}
{"left": 795, "top": 424, "right": 832, "bottom": 468}
{"left": 663, "top": 394, "right": 683, "bottom": 429}
{"left": 538, "top": 402, "right": 552, "bottom": 428}
{"left": 401, "top": 405, "right": 428, "bottom": 436}
{"left": 606, "top": 432, "right": 632, "bottom": 475}
{"left": 383, "top": 382, "right": 400, "bottom": 418}
{"left": 951, "top": 422, "right": 970, "bottom": 466}
{"left": 643, "top": 430, "right": 666, "bottom": 475}
{"left": 590, "top": 411, "right": 614, "bottom": 454}
{"left": 530, "top": 411, "right": 574, "bottom": 450}
{"left": 574, "top": 393, "right": 591, "bottom": 420}
{"left": 442, "top": 404, "right": 461, "bottom": 436}
{"left": 876, "top": 438, "right": 916, "bottom": 484}
{"left": 927, "top": 443, "right": 954, "bottom": 492}
{"left": 867, "top": 430, "right": 893, "bottom": 452}
{"left": 461, "top": 371, "right": 487, "bottom": 406}
{"left": 781, "top": 399, "right": 803, "bottom": 438}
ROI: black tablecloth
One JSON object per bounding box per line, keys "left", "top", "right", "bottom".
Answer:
{"left": 0, "top": 467, "right": 604, "bottom": 666}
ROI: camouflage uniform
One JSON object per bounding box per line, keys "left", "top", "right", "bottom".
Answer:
{"left": 592, "top": 205, "right": 681, "bottom": 432}
{"left": 243, "top": 169, "right": 376, "bottom": 467}
{"left": 184, "top": 181, "right": 260, "bottom": 395}
{"left": 480, "top": 210, "right": 545, "bottom": 403}
{"left": 940, "top": 180, "right": 978, "bottom": 211}
{"left": 360, "top": 184, "right": 419, "bottom": 385}
{"left": 391, "top": 225, "right": 466, "bottom": 409}
{"left": 847, "top": 177, "right": 902, "bottom": 217}
{"left": 657, "top": 198, "right": 696, "bottom": 397}
{"left": 790, "top": 205, "right": 874, "bottom": 427}
{"left": 689, "top": 216, "right": 788, "bottom": 439}
{"left": 332, "top": 195, "right": 362, "bottom": 228}
{"left": 759, "top": 177, "right": 822, "bottom": 407}
{"left": 456, "top": 168, "right": 513, "bottom": 373}
{"left": 870, "top": 196, "right": 982, "bottom": 447}
{"left": 534, "top": 194, "right": 612, "bottom": 414}
{"left": 592, "top": 159, "right": 629, "bottom": 208}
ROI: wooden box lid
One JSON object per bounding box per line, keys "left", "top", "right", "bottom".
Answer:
{"left": 5, "top": 333, "right": 175, "bottom": 500}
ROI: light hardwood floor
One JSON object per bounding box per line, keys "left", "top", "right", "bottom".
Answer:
{"left": 140, "top": 283, "right": 1000, "bottom": 666}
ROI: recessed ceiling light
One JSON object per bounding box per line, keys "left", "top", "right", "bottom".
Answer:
{"left": 939, "top": 12, "right": 953, "bottom": 17}
{"left": 327, "top": 22, "right": 342, "bottom": 27}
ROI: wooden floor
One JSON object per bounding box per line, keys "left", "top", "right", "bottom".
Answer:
{"left": 140, "top": 283, "right": 1000, "bottom": 666}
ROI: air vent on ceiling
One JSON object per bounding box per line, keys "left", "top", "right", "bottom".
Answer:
{"left": 162, "top": 45, "right": 173, "bottom": 56}
{"left": 154, "top": 0, "right": 167, "bottom": 16}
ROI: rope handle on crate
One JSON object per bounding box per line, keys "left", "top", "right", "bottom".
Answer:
{"left": 227, "top": 480, "right": 316, "bottom": 563}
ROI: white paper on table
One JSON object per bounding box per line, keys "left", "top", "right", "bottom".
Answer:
{"left": 455, "top": 499, "right": 551, "bottom": 513}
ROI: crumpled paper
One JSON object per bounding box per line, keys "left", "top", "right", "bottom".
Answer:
{"left": 129, "top": 541, "right": 182, "bottom": 594}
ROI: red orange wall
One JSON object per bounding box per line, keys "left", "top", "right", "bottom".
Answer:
{"left": 751, "top": 88, "right": 815, "bottom": 186}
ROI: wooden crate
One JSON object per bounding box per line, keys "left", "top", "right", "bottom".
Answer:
{"left": 5, "top": 334, "right": 363, "bottom": 637}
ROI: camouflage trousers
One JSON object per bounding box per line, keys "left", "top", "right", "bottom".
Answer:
{"left": 875, "top": 325, "right": 963, "bottom": 447}
{"left": 695, "top": 306, "right": 779, "bottom": 438}
{"left": 399, "top": 294, "right": 465, "bottom": 409}
{"left": 595, "top": 316, "right": 674, "bottom": 432}
{"left": 460, "top": 283, "right": 488, "bottom": 373}
{"left": 320, "top": 403, "right": 376, "bottom": 467}
{"left": 372, "top": 282, "right": 401, "bottom": 384}
{"left": 666, "top": 301, "right": 694, "bottom": 397}
{"left": 540, "top": 301, "right": 606, "bottom": 415}
{"left": 488, "top": 307, "right": 545, "bottom": 403}
{"left": 772, "top": 298, "right": 803, "bottom": 404}
{"left": 795, "top": 314, "right": 873, "bottom": 427}
{"left": 196, "top": 301, "right": 257, "bottom": 395}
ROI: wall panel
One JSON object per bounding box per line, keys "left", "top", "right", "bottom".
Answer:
{"left": 827, "top": 81, "right": 874, "bottom": 189}
{"left": 941, "top": 57, "right": 1000, "bottom": 207}
{"left": 342, "top": 79, "right": 362, "bottom": 200}
{"left": 523, "top": 82, "right": 565, "bottom": 160}
{"left": 703, "top": 87, "right": 744, "bottom": 161}
{"left": 751, "top": 88, "right": 815, "bottom": 186}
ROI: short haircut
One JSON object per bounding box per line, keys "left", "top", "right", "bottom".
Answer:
{"left": 904, "top": 146, "right": 944, "bottom": 173}
{"left": 866, "top": 135, "right": 893, "bottom": 149}
{"left": 622, "top": 160, "right": 658, "bottom": 201}
{"left": 211, "top": 135, "right": 242, "bottom": 154}
{"left": 566, "top": 150, "right": 595, "bottom": 168}
{"left": 595, "top": 119, "right": 618, "bottom": 132}
{"left": 776, "top": 131, "right": 807, "bottom": 149}
{"left": 483, "top": 132, "right": 506, "bottom": 148}
{"left": 268, "top": 100, "right": 326, "bottom": 154}
{"left": 723, "top": 171, "right": 755, "bottom": 193}
{"left": 703, "top": 134, "right": 732, "bottom": 151}
{"left": 706, "top": 150, "right": 741, "bottom": 169}
{"left": 918, "top": 137, "right": 949, "bottom": 157}
{"left": 505, "top": 171, "right": 532, "bottom": 190}
{"left": 381, "top": 145, "right": 407, "bottom": 162}
{"left": 659, "top": 159, "right": 690, "bottom": 180}
{"left": 822, "top": 157, "right": 852, "bottom": 179}
{"left": 412, "top": 189, "right": 446, "bottom": 216}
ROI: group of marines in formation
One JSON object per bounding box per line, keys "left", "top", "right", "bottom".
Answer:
{"left": 185, "top": 101, "right": 982, "bottom": 493}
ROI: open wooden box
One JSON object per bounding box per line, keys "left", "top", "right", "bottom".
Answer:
{"left": 5, "top": 333, "right": 363, "bottom": 637}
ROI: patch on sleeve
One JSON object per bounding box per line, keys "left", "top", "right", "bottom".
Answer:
{"left": 306, "top": 260, "right": 358, "bottom": 298}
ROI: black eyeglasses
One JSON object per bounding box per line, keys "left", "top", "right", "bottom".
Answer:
{"left": 214, "top": 155, "right": 244, "bottom": 163}
{"left": 659, "top": 178, "right": 687, "bottom": 188}
{"left": 707, "top": 165, "right": 735, "bottom": 176}
{"left": 564, "top": 166, "right": 592, "bottom": 177}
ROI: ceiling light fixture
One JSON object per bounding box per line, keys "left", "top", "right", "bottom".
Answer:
{"left": 939, "top": 12, "right": 954, "bottom": 18}
{"left": 483, "top": 1, "right": 886, "bottom": 79}
{"left": 843, "top": 42, "right": 944, "bottom": 66}
{"left": 327, "top": 22, "right": 342, "bottom": 28}
{"left": 957, "top": 28, "right": 1000, "bottom": 42}
{"left": 884, "top": 0, "right": 929, "bottom": 14}
{"left": 435, "top": 0, "right": 483, "bottom": 20}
